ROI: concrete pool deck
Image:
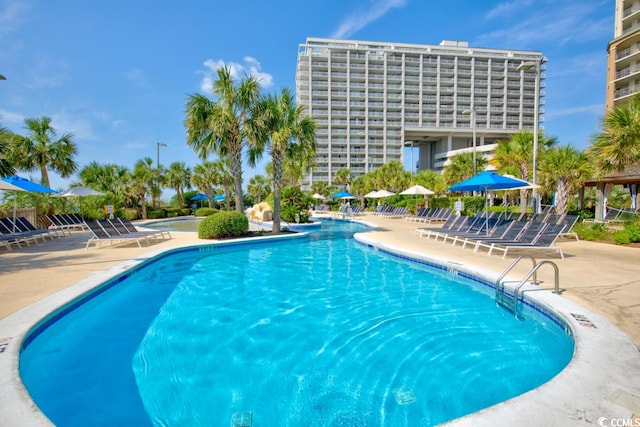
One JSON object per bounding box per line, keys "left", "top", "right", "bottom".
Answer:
{"left": 0, "top": 215, "right": 639, "bottom": 425}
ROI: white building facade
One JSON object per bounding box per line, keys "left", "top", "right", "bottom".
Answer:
{"left": 295, "top": 37, "right": 545, "bottom": 188}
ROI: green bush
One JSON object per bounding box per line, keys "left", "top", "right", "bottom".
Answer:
{"left": 179, "top": 208, "right": 192, "bottom": 216}
{"left": 573, "top": 222, "right": 610, "bottom": 241}
{"left": 198, "top": 211, "right": 248, "bottom": 239}
{"left": 147, "top": 208, "right": 166, "bottom": 219}
{"left": 613, "top": 222, "right": 640, "bottom": 244}
{"left": 194, "top": 207, "right": 219, "bottom": 217}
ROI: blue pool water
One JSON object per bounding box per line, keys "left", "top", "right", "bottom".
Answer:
{"left": 20, "top": 220, "right": 573, "bottom": 426}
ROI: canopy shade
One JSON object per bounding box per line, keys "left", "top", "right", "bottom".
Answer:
{"left": 53, "top": 186, "right": 104, "bottom": 197}
{"left": 0, "top": 180, "right": 24, "bottom": 191}
{"left": 400, "top": 184, "right": 434, "bottom": 196}
{"left": 190, "top": 194, "right": 209, "bottom": 201}
{"left": 1, "top": 175, "right": 56, "bottom": 193}
{"left": 448, "top": 171, "right": 532, "bottom": 193}
{"left": 331, "top": 190, "right": 355, "bottom": 199}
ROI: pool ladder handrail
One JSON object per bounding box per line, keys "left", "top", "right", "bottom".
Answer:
{"left": 495, "top": 256, "right": 560, "bottom": 319}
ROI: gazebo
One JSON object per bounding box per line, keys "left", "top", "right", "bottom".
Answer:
{"left": 582, "top": 164, "right": 640, "bottom": 221}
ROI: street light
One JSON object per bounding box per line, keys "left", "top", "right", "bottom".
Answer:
{"left": 157, "top": 142, "right": 167, "bottom": 169}
{"left": 462, "top": 107, "right": 477, "bottom": 175}
{"left": 517, "top": 57, "right": 547, "bottom": 214}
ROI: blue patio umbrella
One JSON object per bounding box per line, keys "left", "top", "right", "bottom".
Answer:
{"left": 213, "top": 194, "right": 226, "bottom": 202}
{"left": 190, "top": 194, "right": 209, "bottom": 201}
{"left": 448, "top": 171, "right": 530, "bottom": 193}
{"left": 331, "top": 190, "right": 355, "bottom": 199}
{"left": 448, "top": 171, "right": 532, "bottom": 235}
{"left": 1, "top": 175, "right": 56, "bottom": 232}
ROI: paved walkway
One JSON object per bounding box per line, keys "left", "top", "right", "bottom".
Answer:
{"left": 0, "top": 216, "right": 639, "bottom": 426}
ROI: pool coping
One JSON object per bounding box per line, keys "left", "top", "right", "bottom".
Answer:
{"left": 1, "top": 226, "right": 639, "bottom": 426}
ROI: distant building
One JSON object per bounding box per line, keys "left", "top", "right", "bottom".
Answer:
{"left": 296, "top": 37, "right": 545, "bottom": 189}
{"left": 607, "top": 0, "right": 640, "bottom": 110}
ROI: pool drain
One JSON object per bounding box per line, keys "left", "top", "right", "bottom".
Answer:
{"left": 393, "top": 386, "right": 416, "bottom": 405}
{"left": 230, "top": 411, "right": 253, "bottom": 427}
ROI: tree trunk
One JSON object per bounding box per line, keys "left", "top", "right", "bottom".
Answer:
{"left": 555, "top": 179, "right": 569, "bottom": 216}
{"left": 140, "top": 193, "right": 148, "bottom": 219}
{"left": 272, "top": 150, "right": 284, "bottom": 235}
{"left": 230, "top": 144, "right": 244, "bottom": 212}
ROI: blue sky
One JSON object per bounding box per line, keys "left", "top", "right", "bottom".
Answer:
{"left": 0, "top": 0, "right": 614, "bottom": 193}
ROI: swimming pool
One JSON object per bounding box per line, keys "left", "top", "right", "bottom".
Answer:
{"left": 19, "top": 220, "right": 573, "bottom": 426}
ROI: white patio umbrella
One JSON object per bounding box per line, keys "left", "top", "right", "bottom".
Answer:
{"left": 0, "top": 180, "right": 24, "bottom": 191}
{"left": 53, "top": 186, "right": 105, "bottom": 198}
{"left": 363, "top": 190, "right": 379, "bottom": 198}
{"left": 374, "top": 189, "right": 396, "bottom": 198}
{"left": 400, "top": 184, "right": 435, "bottom": 195}
{"left": 311, "top": 193, "right": 325, "bottom": 201}
{"left": 52, "top": 186, "right": 104, "bottom": 215}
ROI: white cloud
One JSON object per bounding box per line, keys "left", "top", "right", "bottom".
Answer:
{"left": 124, "top": 67, "right": 150, "bottom": 88}
{"left": 199, "top": 57, "right": 274, "bottom": 93}
{"left": 0, "top": 108, "right": 25, "bottom": 126}
{"left": 485, "top": 0, "right": 533, "bottom": 20}
{"left": 476, "top": 1, "right": 610, "bottom": 48}
{"left": 330, "top": 0, "right": 408, "bottom": 39}
{"left": 0, "top": 0, "right": 31, "bottom": 35}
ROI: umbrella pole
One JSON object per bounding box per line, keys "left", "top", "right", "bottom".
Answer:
{"left": 12, "top": 191, "right": 18, "bottom": 233}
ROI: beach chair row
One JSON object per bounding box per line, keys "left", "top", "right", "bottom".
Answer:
{"left": 405, "top": 208, "right": 453, "bottom": 223}
{"left": 416, "top": 212, "right": 579, "bottom": 259}
{"left": 373, "top": 205, "right": 409, "bottom": 218}
{"left": 47, "top": 213, "right": 88, "bottom": 231}
{"left": 85, "top": 218, "right": 171, "bottom": 249}
{"left": 0, "top": 216, "right": 67, "bottom": 251}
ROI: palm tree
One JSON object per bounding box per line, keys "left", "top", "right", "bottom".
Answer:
{"left": 414, "top": 169, "right": 445, "bottom": 194}
{"left": 333, "top": 168, "right": 351, "bottom": 190}
{"left": 166, "top": 162, "right": 192, "bottom": 208}
{"left": 491, "top": 131, "right": 556, "bottom": 212}
{"left": 443, "top": 152, "right": 488, "bottom": 188}
{"left": 131, "top": 158, "right": 155, "bottom": 219}
{"left": 191, "top": 162, "right": 220, "bottom": 208}
{"left": 540, "top": 145, "right": 593, "bottom": 215}
{"left": 588, "top": 93, "right": 640, "bottom": 173}
{"left": 210, "top": 159, "right": 233, "bottom": 211}
{"left": 0, "top": 125, "right": 16, "bottom": 177}
{"left": 9, "top": 116, "right": 78, "bottom": 187}
{"left": 248, "top": 87, "right": 316, "bottom": 234}
{"left": 248, "top": 174, "right": 271, "bottom": 203}
{"left": 370, "top": 160, "right": 410, "bottom": 193}
{"left": 185, "top": 66, "right": 262, "bottom": 213}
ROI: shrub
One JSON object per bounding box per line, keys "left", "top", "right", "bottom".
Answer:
{"left": 198, "top": 211, "right": 248, "bottom": 239}
{"left": 179, "top": 208, "right": 192, "bottom": 216}
{"left": 147, "top": 208, "right": 166, "bottom": 219}
{"left": 194, "top": 207, "right": 219, "bottom": 217}
{"left": 573, "top": 222, "right": 610, "bottom": 241}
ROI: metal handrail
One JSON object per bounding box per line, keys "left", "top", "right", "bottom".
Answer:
{"left": 512, "top": 260, "right": 560, "bottom": 319}
{"left": 495, "top": 255, "right": 538, "bottom": 295}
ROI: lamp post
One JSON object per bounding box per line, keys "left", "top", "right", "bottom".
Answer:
{"left": 517, "top": 57, "right": 546, "bottom": 214}
{"left": 157, "top": 142, "right": 167, "bottom": 169}
{"left": 462, "top": 107, "right": 477, "bottom": 175}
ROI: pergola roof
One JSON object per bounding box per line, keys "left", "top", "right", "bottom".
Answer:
{"left": 583, "top": 164, "right": 640, "bottom": 187}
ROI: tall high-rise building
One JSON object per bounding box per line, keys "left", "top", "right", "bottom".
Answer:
{"left": 607, "top": 0, "right": 640, "bottom": 110}
{"left": 296, "top": 37, "right": 545, "bottom": 189}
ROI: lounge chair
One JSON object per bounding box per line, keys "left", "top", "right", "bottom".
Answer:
{"left": 0, "top": 217, "right": 47, "bottom": 245}
{"left": 417, "top": 215, "right": 466, "bottom": 239}
{"left": 111, "top": 218, "right": 171, "bottom": 241}
{"left": 489, "top": 223, "right": 567, "bottom": 259}
{"left": 85, "top": 220, "right": 147, "bottom": 249}
{"left": 116, "top": 217, "right": 172, "bottom": 240}
{"left": 475, "top": 222, "right": 550, "bottom": 256}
